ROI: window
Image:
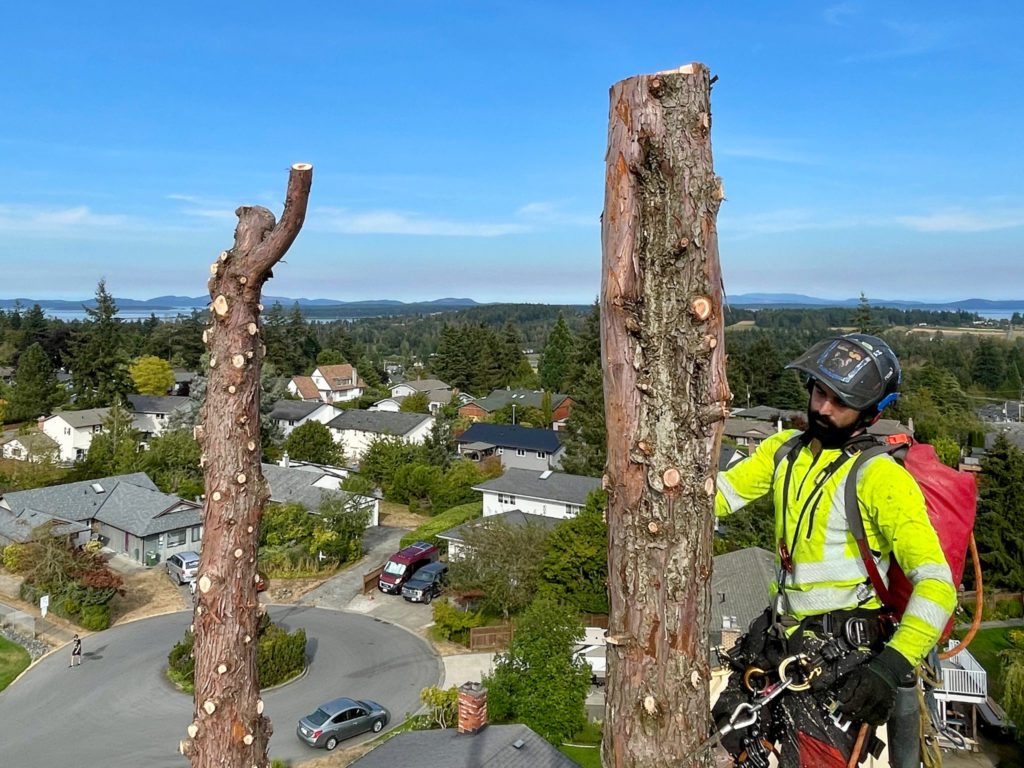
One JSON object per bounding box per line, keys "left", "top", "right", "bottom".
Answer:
{"left": 498, "top": 493, "right": 516, "bottom": 505}
{"left": 516, "top": 448, "right": 526, "bottom": 457}
{"left": 536, "top": 451, "right": 546, "bottom": 459}
{"left": 566, "top": 504, "right": 582, "bottom": 516}
{"left": 497, "top": 447, "right": 504, "bottom": 455}
{"left": 191, "top": 525, "right": 203, "bottom": 543}
{"left": 166, "top": 530, "right": 186, "bottom": 547}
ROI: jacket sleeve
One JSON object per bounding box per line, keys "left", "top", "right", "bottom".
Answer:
{"left": 860, "top": 459, "right": 957, "bottom": 666}
{"left": 715, "top": 430, "right": 796, "bottom": 519}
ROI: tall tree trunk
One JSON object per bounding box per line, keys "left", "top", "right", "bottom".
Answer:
{"left": 601, "top": 65, "right": 730, "bottom": 768}
{"left": 182, "top": 163, "right": 313, "bottom": 768}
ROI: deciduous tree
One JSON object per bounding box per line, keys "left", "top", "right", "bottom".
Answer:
{"left": 130, "top": 355, "right": 176, "bottom": 395}
{"left": 283, "top": 421, "right": 342, "bottom": 465}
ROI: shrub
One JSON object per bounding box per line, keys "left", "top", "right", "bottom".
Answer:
{"left": 79, "top": 604, "right": 111, "bottom": 631}
{"left": 400, "top": 501, "right": 482, "bottom": 549}
{"left": 431, "top": 598, "right": 485, "bottom": 644}
{"left": 2, "top": 544, "right": 30, "bottom": 573}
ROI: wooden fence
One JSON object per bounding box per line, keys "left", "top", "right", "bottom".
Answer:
{"left": 362, "top": 566, "right": 384, "bottom": 595}
{"left": 469, "top": 624, "right": 514, "bottom": 651}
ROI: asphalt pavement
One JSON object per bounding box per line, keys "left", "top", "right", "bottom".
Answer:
{"left": 0, "top": 605, "right": 441, "bottom": 768}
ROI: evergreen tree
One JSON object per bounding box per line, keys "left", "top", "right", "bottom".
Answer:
{"left": 67, "top": 280, "right": 131, "bottom": 407}
{"left": 538, "top": 313, "right": 574, "bottom": 392}
{"left": 559, "top": 361, "right": 606, "bottom": 477}
{"left": 539, "top": 490, "right": 609, "bottom": 613}
{"left": 853, "top": 293, "right": 879, "bottom": 334}
{"left": 7, "top": 343, "right": 62, "bottom": 421}
{"left": 283, "top": 421, "right": 343, "bottom": 465}
{"left": 77, "top": 402, "right": 143, "bottom": 477}
{"left": 971, "top": 339, "right": 1005, "bottom": 390}
{"left": 973, "top": 433, "right": 1024, "bottom": 591}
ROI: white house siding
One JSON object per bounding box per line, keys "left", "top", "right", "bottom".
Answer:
{"left": 132, "top": 412, "right": 170, "bottom": 438}
{"left": 390, "top": 384, "right": 419, "bottom": 398}
{"left": 497, "top": 447, "right": 565, "bottom": 472}
{"left": 276, "top": 405, "right": 338, "bottom": 438}
{"left": 42, "top": 416, "right": 102, "bottom": 462}
{"left": 330, "top": 418, "right": 433, "bottom": 462}
{"left": 481, "top": 491, "right": 579, "bottom": 520}
{"left": 370, "top": 400, "right": 402, "bottom": 412}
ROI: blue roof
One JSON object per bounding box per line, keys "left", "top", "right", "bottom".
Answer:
{"left": 456, "top": 423, "right": 561, "bottom": 453}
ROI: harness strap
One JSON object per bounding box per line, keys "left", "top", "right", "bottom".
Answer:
{"left": 843, "top": 444, "right": 897, "bottom": 607}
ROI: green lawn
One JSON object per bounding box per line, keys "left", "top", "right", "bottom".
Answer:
{"left": 559, "top": 744, "right": 601, "bottom": 768}
{"left": 960, "top": 626, "right": 1016, "bottom": 701}
{"left": 0, "top": 635, "right": 31, "bottom": 691}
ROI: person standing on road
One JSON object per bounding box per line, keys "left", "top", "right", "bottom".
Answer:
{"left": 69, "top": 634, "right": 82, "bottom": 667}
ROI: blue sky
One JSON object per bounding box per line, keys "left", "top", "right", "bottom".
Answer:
{"left": 1, "top": 2, "right": 1022, "bottom": 304}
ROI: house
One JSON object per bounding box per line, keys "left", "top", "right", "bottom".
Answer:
{"left": 127, "top": 394, "right": 192, "bottom": 439}
{"left": 267, "top": 399, "right": 339, "bottom": 438}
{"left": 722, "top": 417, "right": 779, "bottom": 450}
{"left": 0, "top": 432, "right": 60, "bottom": 463}
{"left": 289, "top": 364, "right": 366, "bottom": 404}
{"left": 866, "top": 418, "right": 915, "bottom": 438}
{"left": 458, "top": 388, "right": 575, "bottom": 430}
{"left": 473, "top": 468, "right": 602, "bottom": 520}
{"left": 0, "top": 365, "right": 13, "bottom": 385}
{"left": 171, "top": 368, "right": 199, "bottom": 396}
{"left": 373, "top": 377, "right": 458, "bottom": 414}
{"left": 40, "top": 408, "right": 110, "bottom": 462}
{"left": 349, "top": 682, "right": 579, "bottom": 768}
{"left": 732, "top": 406, "right": 804, "bottom": 424}
{"left": 326, "top": 410, "right": 434, "bottom": 463}
{"left": 0, "top": 472, "right": 202, "bottom": 564}
{"left": 456, "top": 423, "right": 564, "bottom": 471}
{"left": 262, "top": 461, "right": 378, "bottom": 526}
{"left": 933, "top": 641, "right": 1008, "bottom": 750}
{"left": 438, "top": 508, "right": 563, "bottom": 560}
{"left": 709, "top": 547, "right": 775, "bottom": 652}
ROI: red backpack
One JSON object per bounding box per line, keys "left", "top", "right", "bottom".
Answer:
{"left": 843, "top": 435, "right": 977, "bottom": 641}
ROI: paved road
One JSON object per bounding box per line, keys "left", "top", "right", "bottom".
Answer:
{"left": 0, "top": 605, "right": 441, "bottom": 768}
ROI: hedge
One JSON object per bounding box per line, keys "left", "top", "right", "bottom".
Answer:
{"left": 400, "top": 500, "right": 482, "bottom": 549}
{"left": 19, "top": 581, "right": 114, "bottom": 631}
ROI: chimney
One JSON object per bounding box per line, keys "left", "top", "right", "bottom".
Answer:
{"left": 457, "top": 681, "right": 488, "bottom": 734}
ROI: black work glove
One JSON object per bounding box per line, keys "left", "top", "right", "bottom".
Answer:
{"left": 835, "top": 646, "right": 914, "bottom": 725}
{"left": 711, "top": 686, "right": 748, "bottom": 755}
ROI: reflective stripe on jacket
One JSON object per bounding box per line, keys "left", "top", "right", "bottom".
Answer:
{"left": 715, "top": 429, "right": 956, "bottom": 666}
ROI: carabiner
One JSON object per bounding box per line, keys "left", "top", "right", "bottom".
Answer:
{"left": 778, "top": 653, "right": 821, "bottom": 692}
{"left": 742, "top": 666, "right": 769, "bottom": 693}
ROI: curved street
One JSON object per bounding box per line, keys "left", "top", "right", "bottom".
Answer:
{"left": 0, "top": 605, "right": 441, "bottom": 768}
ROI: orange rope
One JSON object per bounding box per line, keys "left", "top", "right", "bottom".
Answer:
{"left": 847, "top": 723, "right": 869, "bottom": 768}
{"left": 939, "top": 534, "right": 982, "bottom": 661}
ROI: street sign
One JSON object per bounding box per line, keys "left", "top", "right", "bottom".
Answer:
{"left": 40, "top": 594, "right": 49, "bottom": 618}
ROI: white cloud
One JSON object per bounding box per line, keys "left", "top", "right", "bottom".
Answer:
{"left": 894, "top": 208, "right": 1024, "bottom": 233}
{"left": 720, "top": 208, "right": 866, "bottom": 236}
{"left": 167, "top": 194, "right": 238, "bottom": 222}
{"left": 0, "top": 204, "right": 133, "bottom": 235}
{"left": 717, "top": 142, "right": 818, "bottom": 166}
{"left": 823, "top": 2, "right": 859, "bottom": 26}
{"left": 516, "top": 201, "right": 597, "bottom": 227}
{"left": 312, "top": 207, "right": 530, "bottom": 237}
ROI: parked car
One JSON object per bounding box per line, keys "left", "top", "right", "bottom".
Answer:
{"left": 166, "top": 551, "right": 200, "bottom": 585}
{"left": 378, "top": 541, "right": 438, "bottom": 594}
{"left": 296, "top": 697, "right": 389, "bottom": 751}
{"left": 401, "top": 561, "right": 448, "bottom": 604}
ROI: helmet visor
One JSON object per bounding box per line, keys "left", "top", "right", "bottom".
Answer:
{"left": 812, "top": 338, "right": 876, "bottom": 387}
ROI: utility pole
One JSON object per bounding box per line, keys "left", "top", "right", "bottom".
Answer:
{"left": 601, "top": 64, "right": 729, "bottom": 768}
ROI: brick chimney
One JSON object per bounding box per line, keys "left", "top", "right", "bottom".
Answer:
{"left": 457, "top": 681, "right": 488, "bottom": 734}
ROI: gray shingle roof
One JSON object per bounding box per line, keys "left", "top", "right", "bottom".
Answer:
{"left": 456, "top": 424, "right": 562, "bottom": 454}
{"left": 438, "top": 509, "right": 562, "bottom": 543}
{"left": 127, "top": 394, "right": 192, "bottom": 414}
{"left": 0, "top": 505, "right": 90, "bottom": 545}
{"left": 0, "top": 432, "right": 59, "bottom": 452}
{"left": 394, "top": 378, "right": 450, "bottom": 393}
{"left": 349, "top": 724, "right": 579, "bottom": 768}
{"left": 49, "top": 407, "right": 110, "bottom": 428}
{"left": 261, "top": 463, "right": 361, "bottom": 512}
{"left": 465, "top": 389, "right": 571, "bottom": 413}
{"left": 710, "top": 547, "right": 775, "bottom": 646}
{"left": 326, "top": 410, "right": 432, "bottom": 436}
{"left": 473, "top": 469, "right": 601, "bottom": 505}
{"left": 1, "top": 472, "right": 200, "bottom": 537}
{"left": 268, "top": 399, "right": 333, "bottom": 421}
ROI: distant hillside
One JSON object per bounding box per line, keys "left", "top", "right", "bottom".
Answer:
{"left": 0, "top": 295, "right": 482, "bottom": 312}
{"left": 727, "top": 294, "right": 1024, "bottom": 312}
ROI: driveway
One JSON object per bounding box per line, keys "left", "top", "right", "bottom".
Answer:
{"left": 0, "top": 605, "right": 441, "bottom": 768}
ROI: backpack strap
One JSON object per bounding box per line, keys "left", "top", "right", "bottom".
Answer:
{"left": 773, "top": 432, "right": 805, "bottom": 470}
{"left": 843, "top": 443, "right": 899, "bottom": 607}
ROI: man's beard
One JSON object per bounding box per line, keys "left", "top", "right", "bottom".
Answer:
{"left": 806, "top": 406, "right": 862, "bottom": 449}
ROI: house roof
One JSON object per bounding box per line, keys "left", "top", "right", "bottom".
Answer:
{"left": 438, "top": 509, "right": 562, "bottom": 544}
{"left": 710, "top": 547, "right": 776, "bottom": 647}
{"left": 456, "top": 423, "right": 562, "bottom": 454}
{"left": 348, "top": 723, "right": 579, "bottom": 768}
{"left": 1, "top": 472, "right": 201, "bottom": 538}
{"left": 317, "top": 364, "right": 358, "bottom": 390}
{"left": 127, "top": 394, "right": 192, "bottom": 414}
{"left": 290, "top": 375, "right": 321, "bottom": 400}
{"left": 723, "top": 418, "right": 778, "bottom": 440}
{"left": 261, "top": 462, "right": 361, "bottom": 511}
{"left": 732, "top": 406, "right": 803, "bottom": 423}
{"left": 463, "top": 389, "right": 571, "bottom": 413}
{"left": 866, "top": 418, "right": 914, "bottom": 437}
{"left": 326, "top": 410, "right": 432, "bottom": 436}
{"left": 1, "top": 432, "right": 59, "bottom": 452}
{"left": 392, "top": 378, "right": 450, "bottom": 394}
{"left": 472, "top": 468, "right": 601, "bottom": 505}
{"left": 47, "top": 407, "right": 110, "bottom": 428}
{"left": 0, "top": 506, "right": 90, "bottom": 545}
{"left": 268, "top": 399, "right": 334, "bottom": 421}
{"left": 173, "top": 369, "right": 198, "bottom": 384}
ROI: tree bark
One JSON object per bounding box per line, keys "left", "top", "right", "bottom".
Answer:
{"left": 182, "top": 163, "right": 313, "bottom": 768}
{"left": 601, "top": 65, "right": 730, "bottom": 768}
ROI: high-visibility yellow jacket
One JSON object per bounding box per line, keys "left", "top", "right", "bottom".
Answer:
{"left": 716, "top": 429, "right": 956, "bottom": 667}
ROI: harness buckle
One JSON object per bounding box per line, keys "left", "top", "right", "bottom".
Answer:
{"left": 844, "top": 617, "right": 872, "bottom": 648}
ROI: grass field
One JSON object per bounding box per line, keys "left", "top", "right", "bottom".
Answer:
{"left": 560, "top": 744, "right": 601, "bottom": 768}
{"left": 0, "top": 635, "right": 31, "bottom": 691}
{"left": 960, "top": 626, "right": 1016, "bottom": 701}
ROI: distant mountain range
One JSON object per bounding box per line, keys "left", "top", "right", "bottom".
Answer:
{"left": 0, "top": 294, "right": 1021, "bottom": 313}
